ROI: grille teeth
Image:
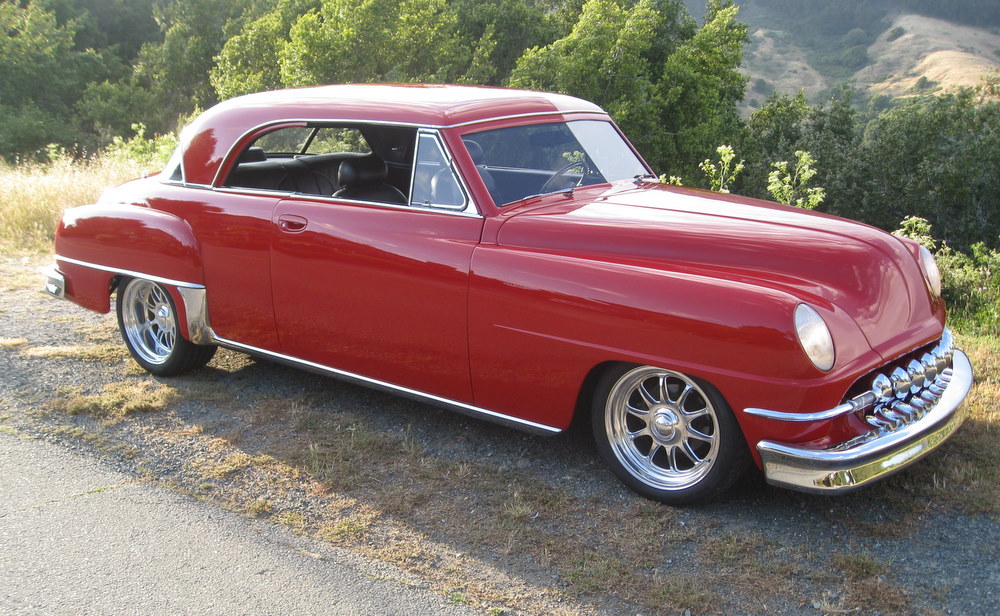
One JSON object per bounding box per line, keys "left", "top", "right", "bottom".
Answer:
{"left": 856, "top": 330, "right": 955, "bottom": 435}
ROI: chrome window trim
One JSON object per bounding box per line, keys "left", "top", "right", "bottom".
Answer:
{"left": 408, "top": 128, "right": 474, "bottom": 213}
{"left": 445, "top": 109, "right": 601, "bottom": 129}
{"left": 55, "top": 256, "right": 205, "bottom": 290}
{"left": 210, "top": 121, "right": 482, "bottom": 217}
{"left": 212, "top": 186, "right": 296, "bottom": 198}
{"left": 211, "top": 334, "right": 562, "bottom": 435}
{"left": 280, "top": 192, "right": 483, "bottom": 219}
{"left": 208, "top": 113, "right": 603, "bottom": 187}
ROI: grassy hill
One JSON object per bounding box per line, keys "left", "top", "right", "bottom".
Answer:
{"left": 717, "top": 1, "right": 1000, "bottom": 112}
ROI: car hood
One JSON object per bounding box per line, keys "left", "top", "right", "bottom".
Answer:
{"left": 496, "top": 182, "right": 943, "bottom": 360}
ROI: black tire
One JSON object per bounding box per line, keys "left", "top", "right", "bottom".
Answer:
{"left": 116, "top": 277, "right": 216, "bottom": 376}
{"left": 592, "top": 364, "right": 750, "bottom": 505}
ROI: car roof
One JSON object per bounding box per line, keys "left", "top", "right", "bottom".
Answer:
{"left": 178, "top": 84, "right": 606, "bottom": 186}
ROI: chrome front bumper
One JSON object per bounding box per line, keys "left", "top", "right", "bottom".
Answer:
{"left": 757, "top": 349, "right": 973, "bottom": 493}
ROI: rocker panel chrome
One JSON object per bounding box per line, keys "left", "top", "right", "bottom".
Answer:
{"left": 211, "top": 335, "right": 564, "bottom": 436}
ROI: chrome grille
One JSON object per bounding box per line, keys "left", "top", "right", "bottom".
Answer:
{"left": 845, "top": 329, "right": 956, "bottom": 434}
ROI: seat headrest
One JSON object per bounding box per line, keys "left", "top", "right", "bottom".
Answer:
{"left": 463, "top": 139, "right": 485, "bottom": 165}
{"left": 338, "top": 157, "right": 387, "bottom": 187}
{"left": 239, "top": 146, "right": 267, "bottom": 163}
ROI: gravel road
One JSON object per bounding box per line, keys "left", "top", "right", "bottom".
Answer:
{"left": 2, "top": 254, "right": 998, "bottom": 615}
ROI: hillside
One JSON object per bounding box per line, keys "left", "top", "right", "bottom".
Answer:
{"left": 859, "top": 14, "right": 1000, "bottom": 97}
{"left": 738, "top": 9, "right": 1000, "bottom": 113}
{"left": 740, "top": 0, "right": 1000, "bottom": 115}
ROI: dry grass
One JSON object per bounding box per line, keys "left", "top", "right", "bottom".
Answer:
{"left": 23, "top": 343, "right": 128, "bottom": 363}
{"left": 51, "top": 380, "right": 176, "bottom": 422}
{"left": 0, "top": 154, "right": 145, "bottom": 254}
{"left": 862, "top": 14, "right": 1000, "bottom": 98}
{"left": 192, "top": 449, "right": 274, "bottom": 480}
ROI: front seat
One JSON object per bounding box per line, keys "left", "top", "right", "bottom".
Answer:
{"left": 333, "top": 157, "right": 407, "bottom": 204}
{"left": 463, "top": 139, "right": 497, "bottom": 195}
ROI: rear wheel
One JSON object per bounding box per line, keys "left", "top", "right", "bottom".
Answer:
{"left": 592, "top": 364, "right": 749, "bottom": 504}
{"left": 116, "top": 277, "right": 216, "bottom": 376}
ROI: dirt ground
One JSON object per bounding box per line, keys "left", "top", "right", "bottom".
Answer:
{"left": 2, "top": 254, "right": 998, "bottom": 615}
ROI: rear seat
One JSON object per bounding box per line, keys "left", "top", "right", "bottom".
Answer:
{"left": 225, "top": 151, "right": 371, "bottom": 195}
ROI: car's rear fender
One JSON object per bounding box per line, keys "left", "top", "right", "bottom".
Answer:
{"left": 53, "top": 203, "right": 206, "bottom": 340}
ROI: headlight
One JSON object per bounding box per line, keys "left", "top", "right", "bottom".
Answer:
{"left": 919, "top": 245, "right": 942, "bottom": 298}
{"left": 794, "top": 304, "right": 835, "bottom": 371}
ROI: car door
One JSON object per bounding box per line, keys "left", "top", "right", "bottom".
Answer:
{"left": 269, "top": 130, "right": 483, "bottom": 403}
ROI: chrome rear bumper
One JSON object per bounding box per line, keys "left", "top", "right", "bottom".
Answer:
{"left": 757, "top": 349, "right": 973, "bottom": 493}
{"left": 42, "top": 265, "right": 65, "bottom": 299}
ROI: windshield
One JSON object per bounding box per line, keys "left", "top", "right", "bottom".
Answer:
{"left": 464, "top": 120, "right": 649, "bottom": 206}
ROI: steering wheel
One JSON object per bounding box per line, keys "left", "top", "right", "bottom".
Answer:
{"left": 540, "top": 160, "right": 591, "bottom": 194}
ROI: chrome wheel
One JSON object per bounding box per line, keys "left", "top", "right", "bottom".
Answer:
{"left": 120, "top": 279, "right": 177, "bottom": 365}
{"left": 603, "top": 366, "right": 722, "bottom": 492}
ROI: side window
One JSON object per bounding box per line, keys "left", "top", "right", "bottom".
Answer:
{"left": 161, "top": 145, "right": 184, "bottom": 183}
{"left": 253, "top": 127, "right": 313, "bottom": 155}
{"left": 305, "top": 127, "right": 370, "bottom": 155}
{"left": 410, "top": 131, "right": 466, "bottom": 209}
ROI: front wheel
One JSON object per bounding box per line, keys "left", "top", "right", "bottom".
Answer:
{"left": 116, "top": 277, "right": 216, "bottom": 376}
{"left": 592, "top": 364, "right": 750, "bottom": 505}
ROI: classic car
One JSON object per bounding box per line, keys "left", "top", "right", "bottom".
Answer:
{"left": 44, "top": 84, "right": 973, "bottom": 504}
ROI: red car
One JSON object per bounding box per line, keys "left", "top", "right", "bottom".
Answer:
{"left": 44, "top": 84, "right": 973, "bottom": 504}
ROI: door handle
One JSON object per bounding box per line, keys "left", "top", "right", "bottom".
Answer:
{"left": 277, "top": 214, "right": 308, "bottom": 233}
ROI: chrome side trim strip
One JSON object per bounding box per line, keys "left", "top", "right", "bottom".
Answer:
{"left": 744, "top": 402, "right": 856, "bottom": 422}
{"left": 211, "top": 335, "right": 563, "bottom": 435}
{"left": 756, "top": 349, "right": 973, "bottom": 493}
{"left": 55, "top": 256, "right": 205, "bottom": 290}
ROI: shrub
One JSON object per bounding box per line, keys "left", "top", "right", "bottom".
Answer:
{"left": 894, "top": 217, "right": 999, "bottom": 334}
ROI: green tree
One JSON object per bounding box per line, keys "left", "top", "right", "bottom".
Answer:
{"left": 847, "top": 87, "right": 1000, "bottom": 251}
{"left": 647, "top": 2, "right": 748, "bottom": 181}
{"left": 451, "top": 0, "right": 557, "bottom": 85}
{"left": 212, "top": 0, "right": 320, "bottom": 100}
{"left": 279, "top": 0, "right": 465, "bottom": 87}
{"left": 0, "top": 1, "right": 112, "bottom": 156}
{"left": 508, "top": 0, "right": 660, "bottom": 116}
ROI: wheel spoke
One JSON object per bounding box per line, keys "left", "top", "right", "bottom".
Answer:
{"left": 626, "top": 424, "right": 651, "bottom": 440}
{"left": 626, "top": 401, "right": 650, "bottom": 416}
{"left": 683, "top": 439, "right": 706, "bottom": 463}
{"left": 646, "top": 442, "right": 663, "bottom": 462}
{"left": 687, "top": 426, "right": 714, "bottom": 441}
{"left": 667, "top": 445, "right": 683, "bottom": 472}
{"left": 676, "top": 384, "right": 694, "bottom": 407}
{"left": 681, "top": 406, "right": 709, "bottom": 419}
{"left": 638, "top": 381, "right": 659, "bottom": 407}
{"left": 658, "top": 375, "right": 670, "bottom": 404}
